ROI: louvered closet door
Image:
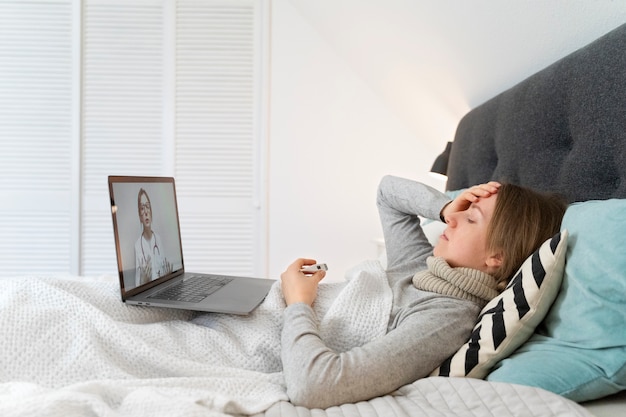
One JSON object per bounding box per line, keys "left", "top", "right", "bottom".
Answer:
{"left": 81, "top": 0, "right": 266, "bottom": 278}
{"left": 81, "top": 0, "right": 166, "bottom": 276}
{"left": 0, "top": 1, "right": 76, "bottom": 277}
{"left": 175, "top": 0, "right": 263, "bottom": 277}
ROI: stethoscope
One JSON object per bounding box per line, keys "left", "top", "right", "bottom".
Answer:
{"left": 140, "top": 233, "right": 160, "bottom": 264}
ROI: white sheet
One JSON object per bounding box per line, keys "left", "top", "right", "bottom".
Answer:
{"left": 0, "top": 260, "right": 391, "bottom": 416}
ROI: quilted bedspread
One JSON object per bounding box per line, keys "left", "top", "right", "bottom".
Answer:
{"left": 0, "top": 260, "right": 592, "bottom": 417}
{"left": 257, "top": 377, "right": 593, "bottom": 417}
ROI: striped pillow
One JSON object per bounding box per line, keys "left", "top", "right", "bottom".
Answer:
{"left": 431, "top": 231, "right": 568, "bottom": 379}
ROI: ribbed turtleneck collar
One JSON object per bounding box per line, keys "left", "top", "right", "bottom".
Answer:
{"left": 412, "top": 256, "right": 499, "bottom": 307}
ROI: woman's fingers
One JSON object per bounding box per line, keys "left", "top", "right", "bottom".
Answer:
{"left": 442, "top": 181, "right": 501, "bottom": 220}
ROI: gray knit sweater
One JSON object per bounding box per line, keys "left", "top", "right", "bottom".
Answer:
{"left": 281, "top": 175, "right": 487, "bottom": 408}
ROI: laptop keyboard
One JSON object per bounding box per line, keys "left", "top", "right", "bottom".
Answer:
{"left": 149, "top": 275, "right": 233, "bottom": 303}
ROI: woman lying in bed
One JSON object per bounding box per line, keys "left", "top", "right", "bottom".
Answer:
{"left": 279, "top": 175, "right": 566, "bottom": 408}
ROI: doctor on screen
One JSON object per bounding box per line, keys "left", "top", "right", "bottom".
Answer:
{"left": 134, "top": 188, "right": 173, "bottom": 286}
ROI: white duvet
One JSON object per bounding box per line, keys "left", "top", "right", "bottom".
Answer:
{"left": 0, "top": 261, "right": 592, "bottom": 417}
{"left": 0, "top": 261, "right": 391, "bottom": 416}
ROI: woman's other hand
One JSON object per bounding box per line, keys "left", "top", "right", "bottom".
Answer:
{"left": 280, "top": 258, "right": 326, "bottom": 306}
{"left": 441, "top": 181, "right": 501, "bottom": 221}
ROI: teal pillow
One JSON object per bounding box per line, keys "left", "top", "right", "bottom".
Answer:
{"left": 487, "top": 199, "right": 626, "bottom": 402}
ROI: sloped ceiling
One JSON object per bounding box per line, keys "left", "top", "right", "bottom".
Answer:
{"left": 287, "top": 0, "right": 626, "bottom": 138}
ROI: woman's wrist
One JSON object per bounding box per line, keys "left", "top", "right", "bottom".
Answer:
{"left": 439, "top": 201, "right": 452, "bottom": 222}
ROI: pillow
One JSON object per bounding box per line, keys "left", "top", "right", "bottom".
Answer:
{"left": 487, "top": 199, "right": 626, "bottom": 402}
{"left": 431, "top": 231, "right": 568, "bottom": 379}
{"left": 422, "top": 221, "right": 446, "bottom": 246}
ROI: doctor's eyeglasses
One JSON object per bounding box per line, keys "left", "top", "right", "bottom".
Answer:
{"left": 139, "top": 202, "right": 151, "bottom": 212}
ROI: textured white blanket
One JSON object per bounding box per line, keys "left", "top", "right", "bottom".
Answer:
{"left": 0, "top": 260, "right": 391, "bottom": 417}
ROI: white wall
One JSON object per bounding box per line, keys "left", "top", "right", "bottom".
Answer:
{"left": 267, "top": 0, "right": 626, "bottom": 281}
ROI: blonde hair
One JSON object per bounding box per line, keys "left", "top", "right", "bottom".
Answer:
{"left": 487, "top": 184, "right": 566, "bottom": 291}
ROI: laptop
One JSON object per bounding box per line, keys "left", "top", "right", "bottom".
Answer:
{"left": 108, "top": 175, "right": 275, "bottom": 315}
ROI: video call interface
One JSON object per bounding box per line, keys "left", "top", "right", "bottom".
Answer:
{"left": 111, "top": 181, "right": 184, "bottom": 291}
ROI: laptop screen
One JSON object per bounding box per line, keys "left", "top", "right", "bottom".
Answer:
{"left": 109, "top": 177, "right": 184, "bottom": 295}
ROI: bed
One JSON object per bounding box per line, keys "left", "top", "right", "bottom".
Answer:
{"left": 2, "top": 23, "right": 625, "bottom": 417}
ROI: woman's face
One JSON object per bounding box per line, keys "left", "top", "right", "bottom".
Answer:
{"left": 139, "top": 193, "right": 152, "bottom": 229}
{"left": 433, "top": 194, "right": 499, "bottom": 273}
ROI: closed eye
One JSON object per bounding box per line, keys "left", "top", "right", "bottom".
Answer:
{"left": 467, "top": 204, "right": 483, "bottom": 223}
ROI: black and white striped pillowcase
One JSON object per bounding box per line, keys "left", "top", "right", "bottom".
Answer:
{"left": 432, "top": 231, "right": 568, "bottom": 379}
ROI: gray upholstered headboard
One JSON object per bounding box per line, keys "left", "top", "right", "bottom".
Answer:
{"left": 446, "top": 23, "right": 626, "bottom": 203}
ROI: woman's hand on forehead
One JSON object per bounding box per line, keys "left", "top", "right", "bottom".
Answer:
{"left": 441, "top": 182, "right": 501, "bottom": 220}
